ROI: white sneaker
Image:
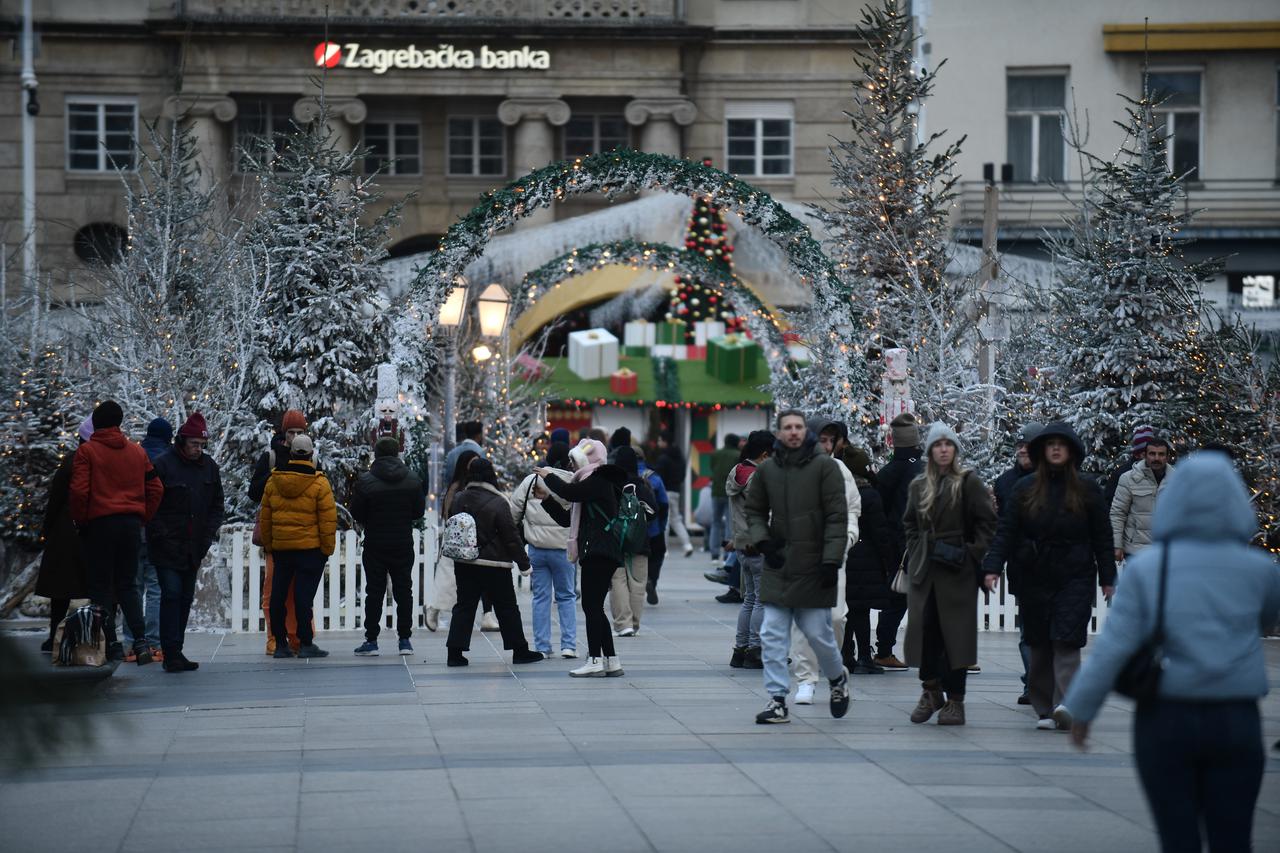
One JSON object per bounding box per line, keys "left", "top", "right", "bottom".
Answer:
{"left": 560, "top": 648, "right": 577, "bottom": 659}
{"left": 424, "top": 607, "right": 439, "bottom": 632}
{"left": 1052, "top": 705, "right": 1073, "bottom": 731}
{"left": 614, "top": 626, "right": 636, "bottom": 637}
{"left": 683, "top": 544, "right": 694, "bottom": 557}
{"left": 569, "top": 657, "right": 606, "bottom": 677}
{"left": 1035, "top": 716, "right": 1056, "bottom": 730}
{"left": 480, "top": 611, "right": 500, "bottom": 632}
{"left": 795, "top": 683, "right": 816, "bottom": 705}
{"left": 604, "top": 656, "right": 625, "bottom": 677}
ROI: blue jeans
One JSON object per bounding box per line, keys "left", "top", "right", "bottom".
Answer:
{"left": 709, "top": 497, "right": 730, "bottom": 559}
{"left": 734, "top": 554, "right": 765, "bottom": 648}
{"left": 156, "top": 564, "right": 196, "bottom": 658}
{"left": 1135, "top": 700, "right": 1264, "bottom": 853}
{"left": 123, "top": 541, "right": 161, "bottom": 648}
{"left": 761, "top": 603, "right": 843, "bottom": 699}
{"left": 528, "top": 546, "right": 577, "bottom": 654}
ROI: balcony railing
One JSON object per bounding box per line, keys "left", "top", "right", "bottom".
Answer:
{"left": 955, "top": 178, "right": 1280, "bottom": 236}
{"left": 178, "top": 0, "right": 680, "bottom": 22}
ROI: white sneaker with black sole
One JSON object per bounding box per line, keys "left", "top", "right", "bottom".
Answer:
{"left": 569, "top": 657, "right": 606, "bottom": 677}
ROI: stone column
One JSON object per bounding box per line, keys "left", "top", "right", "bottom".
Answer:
{"left": 293, "top": 96, "right": 368, "bottom": 153}
{"left": 625, "top": 98, "right": 698, "bottom": 158}
{"left": 497, "top": 98, "right": 571, "bottom": 228}
{"left": 162, "top": 95, "right": 237, "bottom": 192}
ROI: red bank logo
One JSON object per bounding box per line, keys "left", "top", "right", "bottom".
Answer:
{"left": 314, "top": 41, "right": 342, "bottom": 69}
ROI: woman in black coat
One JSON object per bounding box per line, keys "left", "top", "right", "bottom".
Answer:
{"left": 840, "top": 448, "right": 895, "bottom": 673}
{"left": 444, "top": 459, "right": 542, "bottom": 667}
{"left": 982, "top": 422, "right": 1116, "bottom": 730}
{"left": 34, "top": 441, "right": 89, "bottom": 652}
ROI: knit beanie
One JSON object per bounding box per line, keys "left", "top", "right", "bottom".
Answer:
{"left": 1017, "top": 421, "right": 1044, "bottom": 446}
{"left": 281, "top": 409, "right": 308, "bottom": 432}
{"left": 549, "top": 427, "right": 571, "bottom": 445}
{"left": 843, "top": 446, "right": 873, "bottom": 480}
{"left": 613, "top": 445, "right": 639, "bottom": 476}
{"left": 91, "top": 400, "right": 124, "bottom": 430}
{"left": 178, "top": 413, "right": 209, "bottom": 440}
{"left": 890, "top": 413, "right": 921, "bottom": 449}
{"left": 290, "top": 434, "right": 314, "bottom": 458}
{"left": 545, "top": 441, "right": 571, "bottom": 470}
{"left": 609, "top": 427, "right": 632, "bottom": 449}
{"left": 146, "top": 417, "right": 174, "bottom": 442}
{"left": 1131, "top": 425, "right": 1155, "bottom": 457}
{"left": 78, "top": 416, "right": 95, "bottom": 444}
{"left": 374, "top": 436, "right": 400, "bottom": 458}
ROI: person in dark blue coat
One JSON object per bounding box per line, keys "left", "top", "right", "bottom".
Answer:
{"left": 147, "top": 414, "right": 225, "bottom": 672}
{"left": 1062, "top": 452, "right": 1280, "bottom": 853}
{"left": 122, "top": 417, "right": 173, "bottom": 658}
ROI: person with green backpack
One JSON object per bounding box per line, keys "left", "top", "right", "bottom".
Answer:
{"left": 536, "top": 439, "right": 629, "bottom": 678}
{"left": 608, "top": 446, "right": 657, "bottom": 638}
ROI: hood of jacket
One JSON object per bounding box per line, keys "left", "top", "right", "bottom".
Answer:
{"left": 773, "top": 431, "right": 818, "bottom": 467}
{"left": 272, "top": 461, "right": 320, "bottom": 498}
{"left": 89, "top": 426, "right": 127, "bottom": 449}
{"left": 1151, "top": 452, "right": 1255, "bottom": 544}
{"left": 725, "top": 460, "right": 757, "bottom": 495}
{"left": 371, "top": 456, "right": 409, "bottom": 484}
{"left": 1027, "top": 421, "right": 1086, "bottom": 468}
{"left": 140, "top": 435, "right": 171, "bottom": 460}
{"left": 592, "top": 464, "right": 628, "bottom": 488}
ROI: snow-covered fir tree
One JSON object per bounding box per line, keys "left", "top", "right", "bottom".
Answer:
{"left": 812, "top": 0, "right": 970, "bottom": 447}
{"left": 1044, "top": 72, "right": 1218, "bottom": 461}
{"left": 241, "top": 98, "right": 404, "bottom": 502}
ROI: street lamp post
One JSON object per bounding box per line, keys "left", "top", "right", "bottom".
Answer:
{"left": 438, "top": 278, "right": 468, "bottom": 453}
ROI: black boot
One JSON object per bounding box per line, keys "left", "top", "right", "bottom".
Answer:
{"left": 512, "top": 647, "right": 544, "bottom": 664}
{"left": 743, "top": 647, "right": 764, "bottom": 669}
{"left": 729, "top": 647, "right": 746, "bottom": 668}
{"left": 106, "top": 642, "right": 125, "bottom": 662}
{"left": 447, "top": 649, "right": 469, "bottom": 667}
{"left": 163, "top": 653, "right": 199, "bottom": 673}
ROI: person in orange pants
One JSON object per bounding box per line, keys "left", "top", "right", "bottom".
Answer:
{"left": 250, "top": 409, "right": 312, "bottom": 654}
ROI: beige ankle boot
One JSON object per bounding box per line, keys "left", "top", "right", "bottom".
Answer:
{"left": 937, "top": 695, "right": 966, "bottom": 726}
{"left": 910, "top": 680, "right": 945, "bottom": 724}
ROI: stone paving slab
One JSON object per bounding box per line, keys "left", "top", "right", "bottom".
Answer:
{"left": 3, "top": 551, "right": 1278, "bottom": 853}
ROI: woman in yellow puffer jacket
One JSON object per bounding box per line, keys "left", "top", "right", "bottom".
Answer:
{"left": 259, "top": 435, "right": 337, "bottom": 659}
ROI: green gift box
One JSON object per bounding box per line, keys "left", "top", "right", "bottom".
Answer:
{"left": 706, "top": 335, "right": 761, "bottom": 384}
{"left": 622, "top": 346, "right": 649, "bottom": 357}
{"left": 655, "top": 320, "right": 686, "bottom": 345}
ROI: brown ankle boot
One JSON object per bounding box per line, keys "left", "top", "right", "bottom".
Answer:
{"left": 937, "top": 695, "right": 966, "bottom": 726}
{"left": 910, "top": 681, "right": 945, "bottom": 724}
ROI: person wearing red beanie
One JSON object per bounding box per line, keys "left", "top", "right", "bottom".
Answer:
{"left": 149, "top": 412, "right": 225, "bottom": 672}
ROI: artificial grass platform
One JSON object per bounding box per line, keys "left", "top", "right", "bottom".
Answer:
{"left": 528, "top": 356, "right": 772, "bottom": 406}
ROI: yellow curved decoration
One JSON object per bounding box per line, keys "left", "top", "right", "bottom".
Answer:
{"left": 509, "top": 263, "right": 785, "bottom": 349}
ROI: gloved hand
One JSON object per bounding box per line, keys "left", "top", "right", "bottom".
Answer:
{"left": 757, "top": 540, "right": 785, "bottom": 570}
{"left": 820, "top": 563, "right": 840, "bottom": 589}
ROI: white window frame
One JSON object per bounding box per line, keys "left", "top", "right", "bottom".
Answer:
{"left": 446, "top": 116, "right": 506, "bottom": 178}
{"left": 1005, "top": 70, "right": 1068, "bottom": 184}
{"left": 363, "top": 119, "right": 422, "bottom": 176}
{"left": 724, "top": 101, "right": 794, "bottom": 178}
{"left": 65, "top": 95, "right": 138, "bottom": 173}
{"left": 1150, "top": 66, "right": 1204, "bottom": 179}
{"left": 233, "top": 98, "right": 295, "bottom": 173}
{"left": 562, "top": 114, "right": 630, "bottom": 159}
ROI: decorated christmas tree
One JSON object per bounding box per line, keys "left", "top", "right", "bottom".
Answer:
{"left": 1044, "top": 71, "right": 1217, "bottom": 459}
{"left": 661, "top": 159, "right": 743, "bottom": 339}
{"left": 811, "top": 0, "right": 970, "bottom": 448}
{"left": 242, "top": 97, "right": 404, "bottom": 501}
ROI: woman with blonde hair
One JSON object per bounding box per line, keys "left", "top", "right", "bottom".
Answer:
{"left": 902, "top": 424, "right": 997, "bottom": 726}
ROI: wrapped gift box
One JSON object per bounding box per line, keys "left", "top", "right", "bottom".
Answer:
{"left": 624, "top": 320, "right": 656, "bottom": 348}
{"left": 706, "top": 334, "right": 762, "bottom": 383}
{"left": 693, "top": 321, "right": 726, "bottom": 346}
{"left": 651, "top": 344, "right": 688, "bottom": 360}
{"left": 513, "top": 352, "right": 552, "bottom": 381}
{"left": 655, "top": 320, "right": 686, "bottom": 345}
{"left": 686, "top": 345, "right": 707, "bottom": 361}
{"left": 567, "top": 328, "right": 619, "bottom": 379}
{"left": 609, "top": 368, "right": 638, "bottom": 395}
{"left": 622, "top": 346, "right": 649, "bottom": 357}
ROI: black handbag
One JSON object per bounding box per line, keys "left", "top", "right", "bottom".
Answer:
{"left": 1113, "top": 543, "right": 1168, "bottom": 701}
{"left": 931, "top": 539, "right": 967, "bottom": 570}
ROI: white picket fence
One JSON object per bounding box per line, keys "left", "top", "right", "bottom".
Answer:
{"left": 225, "top": 515, "right": 1113, "bottom": 635}
{"left": 227, "top": 515, "right": 438, "bottom": 634}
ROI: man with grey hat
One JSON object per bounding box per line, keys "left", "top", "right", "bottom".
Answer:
{"left": 992, "top": 421, "right": 1043, "bottom": 704}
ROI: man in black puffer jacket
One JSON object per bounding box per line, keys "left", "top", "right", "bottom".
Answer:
{"left": 351, "top": 437, "right": 426, "bottom": 657}
{"left": 872, "top": 413, "right": 924, "bottom": 671}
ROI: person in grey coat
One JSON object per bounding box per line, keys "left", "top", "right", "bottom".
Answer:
{"left": 1062, "top": 452, "right": 1279, "bottom": 853}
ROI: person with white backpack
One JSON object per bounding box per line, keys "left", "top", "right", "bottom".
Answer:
{"left": 441, "top": 458, "right": 543, "bottom": 667}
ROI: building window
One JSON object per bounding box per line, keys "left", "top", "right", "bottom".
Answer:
{"left": 563, "top": 115, "right": 629, "bottom": 158}
{"left": 66, "top": 98, "right": 137, "bottom": 172}
{"left": 364, "top": 121, "right": 421, "bottom": 175}
{"left": 448, "top": 117, "right": 505, "bottom": 177}
{"left": 724, "top": 102, "right": 793, "bottom": 177}
{"left": 1150, "top": 70, "right": 1201, "bottom": 180}
{"left": 235, "top": 99, "right": 294, "bottom": 170}
{"left": 73, "top": 222, "right": 127, "bottom": 265}
{"left": 1006, "top": 73, "right": 1066, "bottom": 183}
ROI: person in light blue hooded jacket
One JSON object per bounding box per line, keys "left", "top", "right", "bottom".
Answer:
{"left": 1062, "top": 451, "right": 1279, "bottom": 853}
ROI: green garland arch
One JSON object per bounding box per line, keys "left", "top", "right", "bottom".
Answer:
{"left": 515, "top": 240, "right": 791, "bottom": 378}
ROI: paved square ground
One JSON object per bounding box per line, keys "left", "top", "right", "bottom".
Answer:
{"left": 4, "top": 553, "right": 1278, "bottom": 852}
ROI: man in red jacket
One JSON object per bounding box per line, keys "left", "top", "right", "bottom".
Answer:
{"left": 70, "top": 401, "right": 164, "bottom": 663}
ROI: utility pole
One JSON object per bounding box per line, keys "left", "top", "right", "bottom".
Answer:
{"left": 20, "top": 0, "right": 39, "bottom": 294}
